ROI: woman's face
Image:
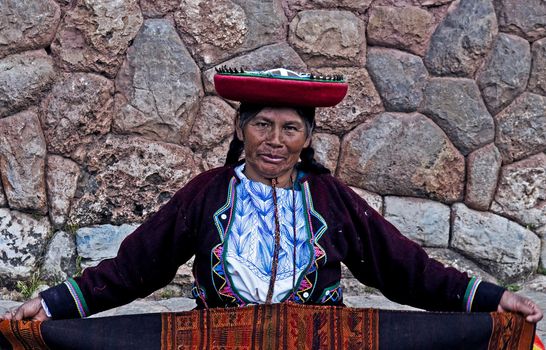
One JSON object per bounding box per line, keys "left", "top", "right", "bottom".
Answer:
{"left": 236, "top": 107, "right": 311, "bottom": 186}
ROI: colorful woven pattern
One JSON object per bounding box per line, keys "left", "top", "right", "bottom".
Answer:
{"left": 162, "top": 303, "right": 378, "bottom": 350}
{"left": 0, "top": 303, "right": 537, "bottom": 350}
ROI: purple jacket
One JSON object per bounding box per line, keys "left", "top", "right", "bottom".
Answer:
{"left": 41, "top": 166, "right": 504, "bottom": 319}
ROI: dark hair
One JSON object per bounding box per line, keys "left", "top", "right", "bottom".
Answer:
{"left": 224, "top": 103, "right": 330, "bottom": 174}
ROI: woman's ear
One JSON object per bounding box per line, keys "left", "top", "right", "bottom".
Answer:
{"left": 235, "top": 117, "right": 244, "bottom": 140}
{"left": 304, "top": 134, "right": 311, "bottom": 148}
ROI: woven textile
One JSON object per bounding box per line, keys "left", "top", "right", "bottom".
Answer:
{"left": 0, "top": 303, "right": 536, "bottom": 350}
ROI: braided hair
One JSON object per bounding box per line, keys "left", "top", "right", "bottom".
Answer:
{"left": 224, "top": 103, "right": 330, "bottom": 174}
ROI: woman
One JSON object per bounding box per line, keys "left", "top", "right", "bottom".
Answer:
{"left": 2, "top": 68, "right": 542, "bottom": 324}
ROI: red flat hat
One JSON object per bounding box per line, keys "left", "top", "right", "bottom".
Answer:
{"left": 214, "top": 68, "right": 348, "bottom": 107}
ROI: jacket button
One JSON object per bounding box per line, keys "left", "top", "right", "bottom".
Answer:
{"left": 303, "top": 292, "right": 309, "bottom": 298}
{"left": 220, "top": 214, "right": 227, "bottom": 220}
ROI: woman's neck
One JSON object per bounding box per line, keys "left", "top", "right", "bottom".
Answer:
{"left": 243, "top": 165, "right": 295, "bottom": 188}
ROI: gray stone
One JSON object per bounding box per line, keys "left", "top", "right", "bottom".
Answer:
{"left": 0, "top": 0, "right": 60, "bottom": 59}
{"left": 425, "top": 248, "right": 498, "bottom": 283}
{"left": 46, "top": 155, "right": 81, "bottom": 229}
{"left": 40, "top": 73, "right": 114, "bottom": 162}
{"left": 188, "top": 96, "right": 235, "bottom": 151}
{"left": 495, "top": 0, "right": 546, "bottom": 41}
{"left": 51, "top": 0, "right": 143, "bottom": 78}
{"left": 420, "top": 78, "right": 494, "bottom": 155}
{"left": 529, "top": 38, "right": 546, "bottom": 96}
{"left": 477, "top": 33, "right": 531, "bottom": 115}
{"left": 367, "top": 48, "right": 427, "bottom": 112}
{"left": 289, "top": 10, "right": 366, "bottom": 67}
{"left": 0, "top": 110, "right": 47, "bottom": 214}
{"left": 424, "top": 0, "right": 497, "bottom": 77}
{"left": 465, "top": 143, "right": 502, "bottom": 211}
{"left": 349, "top": 187, "right": 383, "bottom": 214}
{"left": 338, "top": 112, "right": 465, "bottom": 203}
{"left": 203, "top": 43, "right": 306, "bottom": 95}
{"left": 367, "top": 6, "right": 435, "bottom": 56}
{"left": 114, "top": 19, "right": 203, "bottom": 144}
{"left": 69, "top": 135, "right": 198, "bottom": 226}
{"left": 491, "top": 153, "right": 546, "bottom": 235}
{"left": 494, "top": 93, "right": 546, "bottom": 163}
{"left": 312, "top": 133, "right": 340, "bottom": 174}
{"left": 174, "top": 0, "right": 287, "bottom": 67}
{"left": 0, "top": 50, "right": 55, "bottom": 118}
{"left": 76, "top": 224, "right": 139, "bottom": 268}
{"left": 0, "top": 208, "right": 51, "bottom": 281}
{"left": 451, "top": 203, "right": 540, "bottom": 281}
{"left": 314, "top": 67, "right": 383, "bottom": 134}
{"left": 41, "top": 231, "right": 77, "bottom": 282}
{"left": 384, "top": 196, "right": 450, "bottom": 247}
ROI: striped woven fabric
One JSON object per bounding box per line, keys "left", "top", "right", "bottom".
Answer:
{"left": 0, "top": 303, "right": 536, "bottom": 350}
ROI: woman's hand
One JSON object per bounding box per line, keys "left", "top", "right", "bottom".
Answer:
{"left": 0, "top": 297, "right": 50, "bottom": 321}
{"left": 498, "top": 291, "right": 543, "bottom": 323}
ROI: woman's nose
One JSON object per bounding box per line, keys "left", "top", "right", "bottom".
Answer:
{"left": 265, "top": 126, "right": 283, "bottom": 146}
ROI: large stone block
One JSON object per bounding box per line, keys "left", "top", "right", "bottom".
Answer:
{"left": 51, "top": 0, "right": 143, "bottom": 78}
{"left": 491, "top": 153, "right": 546, "bottom": 235}
{"left": 0, "top": 110, "right": 47, "bottom": 214}
{"left": 174, "top": 0, "right": 287, "bottom": 67}
{"left": 114, "top": 19, "right": 203, "bottom": 145}
{"left": 0, "top": 50, "right": 55, "bottom": 118}
{"left": 189, "top": 96, "right": 235, "bottom": 170}
{"left": 0, "top": 209, "right": 51, "bottom": 281}
{"left": 202, "top": 43, "right": 306, "bottom": 95}
{"left": 41, "top": 231, "right": 77, "bottom": 282}
{"left": 289, "top": 10, "right": 366, "bottom": 67}
{"left": 424, "top": 0, "right": 497, "bottom": 77}
{"left": 312, "top": 133, "right": 340, "bottom": 174}
{"left": 188, "top": 97, "right": 236, "bottom": 151}
{"left": 494, "top": 93, "right": 546, "bottom": 163}
{"left": 367, "top": 48, "right": 427, "bottom": 112}
{"left": 384, "top": 196, "right": 450, "bottom": 247}
{"left": 529, "top": 38, "right": 546, "bottom": 97}
{"left": 338, "top": 112, "right": 465, "bottom": 203}
{"left": 0, "top": 0, "right": 60, "bottom": 59}
{"left": 76, "top": 224, "right": 138, "bottom": 268}
{"left": 465, "top": 144, "right": 501, "bottom": 211}
{"left": 367, "top": 6, "right": 435, "bottom": 56}
{"left": 477, "top": 33, "right": 531, "bottom": 115}
{"left": 420, "top": 78, "right": 494, "bottom": 155}
{"left": 68, "top": 135, "right": 198, "bottom": 226}
{"left": 199, "top": 138, "right": 231, "bottom": 171}
{"left": 451, "top": 203, "right": 540, "bottom": 281}
{"left": 495, "top": 0, "right": 546, "bottom": 41}
{"left": 40, "top": 73, "right": 114, "bottom": 162}
{"left": 46, "top": 156, "right": 80, "bottom": 229}
{"left": 314, "top": 67, "right": 383, "bottom": 134}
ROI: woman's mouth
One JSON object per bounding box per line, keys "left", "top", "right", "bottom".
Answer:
{"left": 259, "top": 153, "right": 285, "bottom": 163}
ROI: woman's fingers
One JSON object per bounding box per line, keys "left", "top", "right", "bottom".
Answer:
{"left": 498, "top": 291, "right": 543, "bottom": 323}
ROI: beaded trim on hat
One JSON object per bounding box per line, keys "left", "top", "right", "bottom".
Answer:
{"left": 215, "top": 67, "right": 345, "bottom": 83}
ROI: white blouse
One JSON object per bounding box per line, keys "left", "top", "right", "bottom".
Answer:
{"left": 224, "top": 165, "right": 312, "bottom": 303}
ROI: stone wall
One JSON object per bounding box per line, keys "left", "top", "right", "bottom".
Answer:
{"left": 0, "top": 0, "right": 544, "bottom": 298}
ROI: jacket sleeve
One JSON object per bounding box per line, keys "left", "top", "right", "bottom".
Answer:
{"left": 40, "top": 173, "right": 209, "bottom": 319}
{"left": 334, "top": 180, "right": 504, "bottom": 312}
